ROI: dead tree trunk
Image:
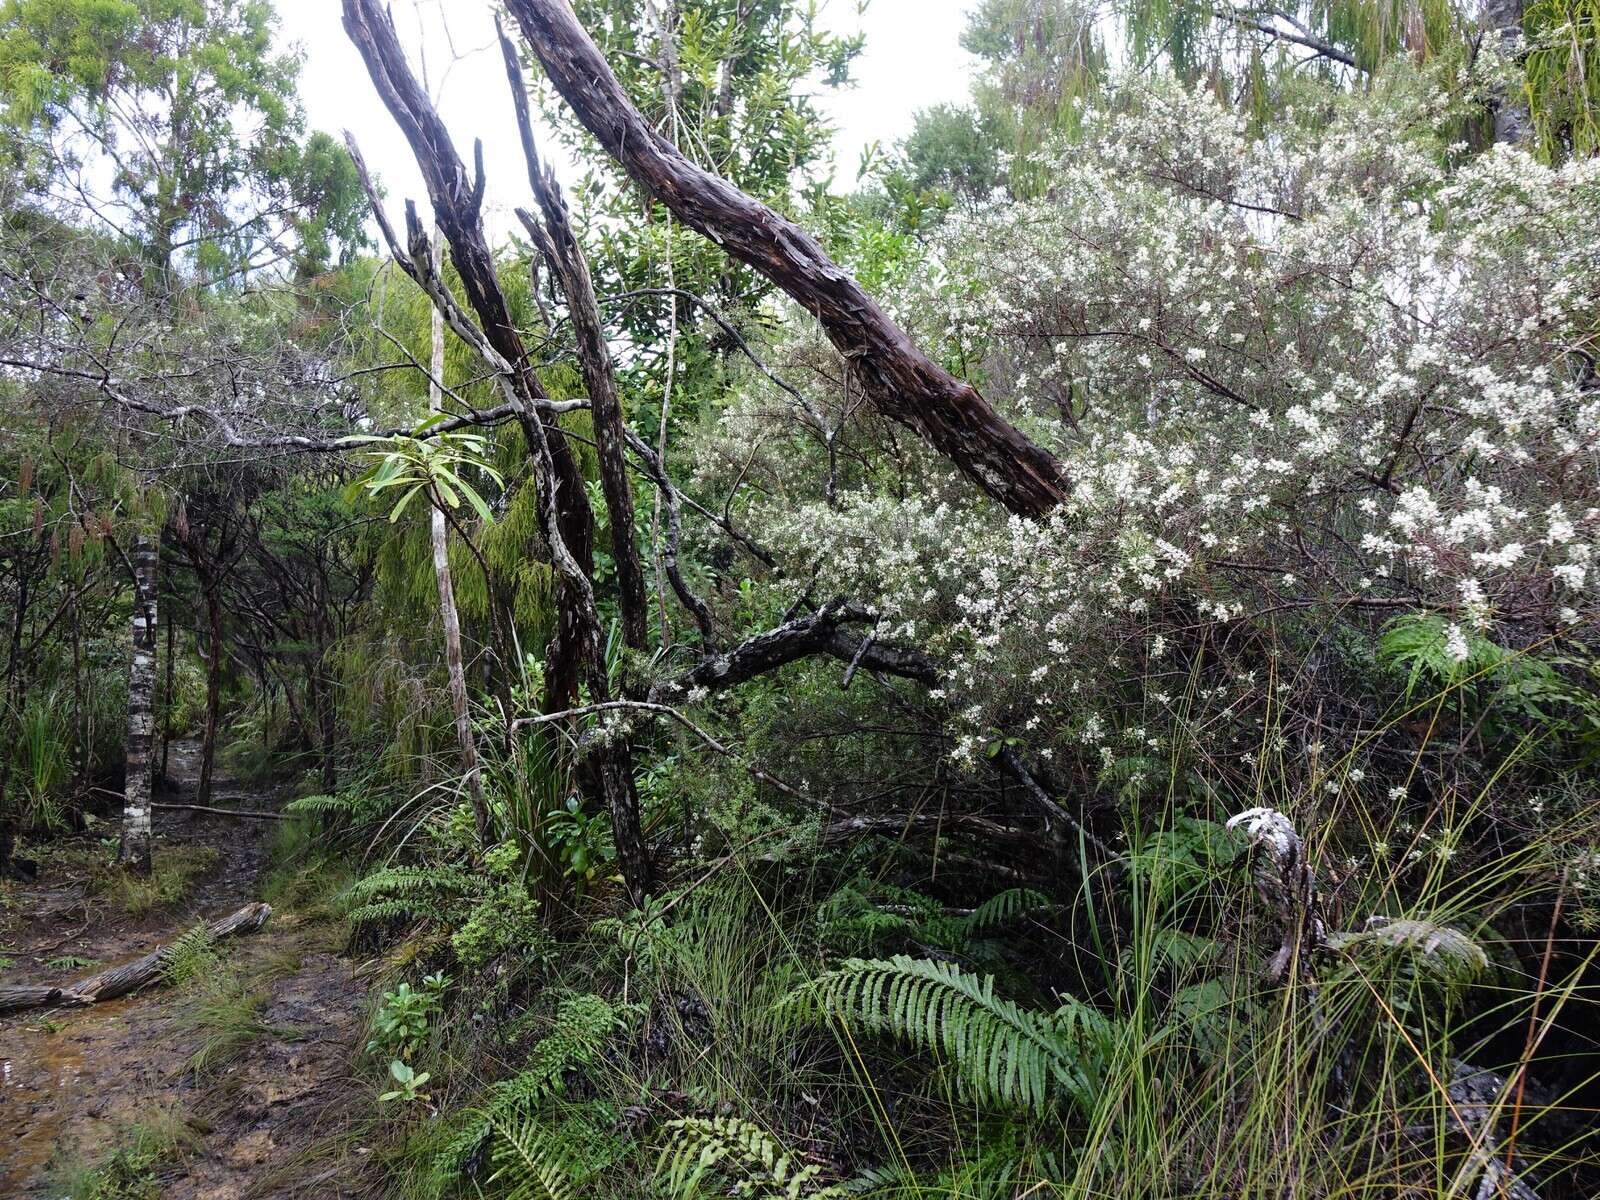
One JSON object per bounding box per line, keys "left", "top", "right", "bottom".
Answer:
{"left": 120, "top": 532, "right": 158, "bottom": 874}
{"left": 503, "top": 0, "right": 1068, "bottom": 519}
{"left": 500, "top": 26, "right": 650, "bottom": 655}
{"left": 342, "top": 0, "right": 654, "bottom": 903}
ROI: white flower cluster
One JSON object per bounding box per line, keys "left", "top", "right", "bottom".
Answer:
{"left": 700, "top": 67, "right": 1600, "bottom": 778}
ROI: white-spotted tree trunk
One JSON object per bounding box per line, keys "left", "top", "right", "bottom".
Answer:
{"left": 120, "top": 533, "right": 159, "bottom": 873}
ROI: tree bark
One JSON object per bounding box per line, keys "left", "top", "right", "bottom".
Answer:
{"left": 120, "top": 532, "right": 158, "bottom": 874}
{"left": 503, "top": 0, "right": 1069, "bottom": 519}
{"left": 428, "top": 230, "right": 490, "bottom": 843}
{"left": 501, "top": 27, "right": 651, "bottom": 655}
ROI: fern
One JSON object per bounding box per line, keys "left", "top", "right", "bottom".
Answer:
{"left": 656, "top": 1117, "right": 850, "bottom": 1199}
{"left": 782, "top": 956, "right": 1098, "bottom": 1114}
{"left": 283, "top": 792, "right": 357, "bottom": 818}
{"left": 435, "top": 994, "right": 624, "bottom": 1186}
{"left": 161, "top": 923, "right": 219, "bottom": 987}
{"left": 488, "top": 1121, "right": 581, "bottom": 1200}
{"left": 341, "top": 865, "right": 478, "bottom": 926}
{"left": 959, "top": 888, "right": 1052, "bottom": 935}
{"left": 1121, "top": 927, "right": 1220, "bottom": 976}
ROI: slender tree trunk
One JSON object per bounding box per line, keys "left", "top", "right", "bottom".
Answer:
{"left": 197, "top": 584, "right": 223, "bottom": 806}
{"left": 428, "top": 230, "right": 490, "bottom": 843}
{"left": 159, "top": 604, "right": 176, "bottom": 783}
{"left": 120, "top": 533, "right": 159, "bottom": 874}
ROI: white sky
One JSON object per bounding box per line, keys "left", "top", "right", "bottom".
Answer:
{"left": 275, "top": 0, "right": 975, "bottom": 237}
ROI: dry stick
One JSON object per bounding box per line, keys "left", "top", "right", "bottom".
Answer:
{"left": 1502, "top": 872, "right": 1568, "bottom": 1173}
{"left": 0, "top": 902, "right": 272, "bottom": 1013}
{"left": 152, "top": 802, "right": 286, "bottom": 821}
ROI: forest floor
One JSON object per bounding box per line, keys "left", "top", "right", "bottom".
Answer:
{"left": 0, "top": 742, "right": 374, "bottom": 1199}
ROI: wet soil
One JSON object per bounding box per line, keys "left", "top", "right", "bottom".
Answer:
{"left": 0, "top": 743, "right": 374, "bottom": 1198}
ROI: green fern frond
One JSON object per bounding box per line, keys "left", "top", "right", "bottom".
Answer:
{"left": 782, "top": 956, "right": 1096, "bottom": 1113}
{"left": 347, "top": 898, "right": 449, "bottom": 926}
{"left": 489, "top": 1121, "right": 579, "bottom": 1200}
{"left": 1121, "top": 927, "right": 1220, "bottom": 976}
{"left": 283, "top": 793, "right": 355, "bottom": 817}
{"left": 161, "top": 923, "right": 219, "bottom": 986}
{"left": 656, "top": 1116, "right": 849, "bottom": 1199}
{"left": 1165, "top": 978, "right": 1239, "bottom": 1057}
{"left": 435, "top": 994, "right": 624, "bottom": 1186}
{"left": 961, "top": 888, "right": 1052, "bottom": 934}
{"left": 343, "top": 865, "right": 477, "bottom": 902}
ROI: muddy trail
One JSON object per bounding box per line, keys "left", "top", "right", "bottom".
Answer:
{"left": 0, "top": 743, "right": 373, "bottom": 1198}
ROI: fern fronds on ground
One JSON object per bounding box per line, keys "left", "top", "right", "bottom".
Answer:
{"left": 656, "top": 1116, "right": 851, "bottom": 1199}
{"left": 782, "top": 955, "right": 1098, "bottom": 1114}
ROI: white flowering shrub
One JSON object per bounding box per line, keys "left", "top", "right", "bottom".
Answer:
{"left": 698, "top": 63, "right": 1600, "bottom": 806}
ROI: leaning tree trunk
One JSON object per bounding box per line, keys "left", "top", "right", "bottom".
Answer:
{"left": 120, "top": 532, "right": 159, "bottom": 874}
{"left": 428, "top": 230, "right": 490, "bottom": 843}
{"left": 504, "top": 0, "right": 1068, "bottom": 520}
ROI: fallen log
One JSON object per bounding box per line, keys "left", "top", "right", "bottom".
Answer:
{"left": 152, "top": 802, "right": 286, "bottom": 821}
{"left": 0, "top": 901, "right": 272, "bottom": 1014}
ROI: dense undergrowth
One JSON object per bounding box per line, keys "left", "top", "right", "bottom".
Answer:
{"left": 274, "top": 640, "right": 1599, "bottom": 1200}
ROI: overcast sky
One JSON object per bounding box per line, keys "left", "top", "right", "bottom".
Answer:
{"left": 275, "top": 0, "right": 975, "bottom": 236}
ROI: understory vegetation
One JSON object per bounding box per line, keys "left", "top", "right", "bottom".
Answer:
{"left": 2, "top": 0, "right": 1598, "bottom": 1197}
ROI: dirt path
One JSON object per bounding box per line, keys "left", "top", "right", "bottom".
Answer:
{"left": 0, "top": 744, "right": 373, "bottom": 1198}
